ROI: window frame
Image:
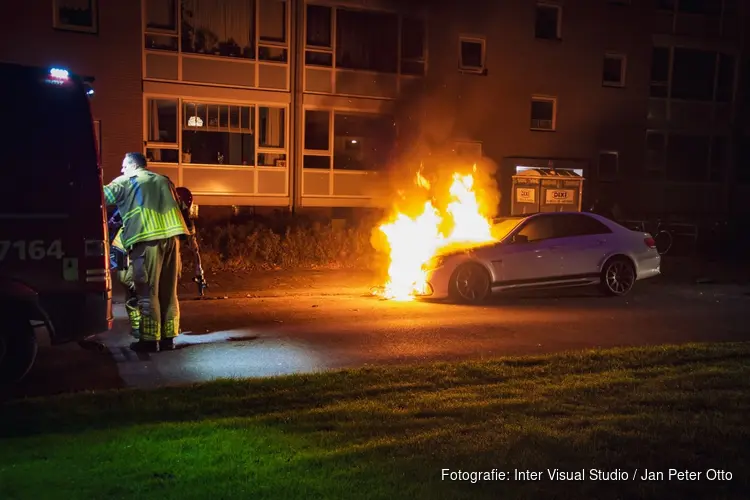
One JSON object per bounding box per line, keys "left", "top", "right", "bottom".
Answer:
{"left": 598, "top": 150, "right": 619, "bottom": 181}
{"left": 301, "top": 108, "right": 397, "bottom": 172}
{"left": 602, "top": 52, "right": 627, "bottom": 88}
{"left": 142, "top": 0, "right": 291, "bottom": 64}
{"left": 534, "top": 3, "right": 562, "bottom": 41}
{"left": 458, "top": 36, "right": 486, "bottom": 74}
{"left": 530, "top": 95, "right": 557, "bottom": 132}
{"left": 143, "top": 95, "right": 289, "bottom": 169}
{"left": 454, "top": 141, "right": 483, "bottom": 159}
{"left": 53, "top": 0, "right": 99, "bottom": 34}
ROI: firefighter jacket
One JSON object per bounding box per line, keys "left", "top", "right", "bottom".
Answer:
{"left": 103, "top": 169, "right": 189, "bottom": 250}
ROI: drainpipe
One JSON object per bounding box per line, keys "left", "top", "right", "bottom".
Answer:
{"left": 289, "top": 0, "right": 305, "bottom": 214}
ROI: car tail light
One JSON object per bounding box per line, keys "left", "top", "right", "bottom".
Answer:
{"left": 644, "top": 236, "right": 656, "bottom": 249}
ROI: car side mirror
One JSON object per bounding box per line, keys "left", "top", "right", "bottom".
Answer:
{"left": 513, "top": 234, "right": 529, "bottom": 244}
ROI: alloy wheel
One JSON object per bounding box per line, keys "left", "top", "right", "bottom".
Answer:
{"left": 455, "top": 265, "right": 489, "bottom": 302}
{"left": 605, "top": 261, "right": 635, "bottom": 295}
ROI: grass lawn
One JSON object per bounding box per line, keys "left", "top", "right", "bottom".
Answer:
{"left": 1, "top": 343, "right": 750, "bottom": 499}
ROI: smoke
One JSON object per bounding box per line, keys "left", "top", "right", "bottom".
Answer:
{"left": 375, "top": 73, "right": 501, "bottom": 224}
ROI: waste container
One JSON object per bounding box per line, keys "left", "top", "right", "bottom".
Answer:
{"left": 511, "top": 168, "right": 584, "bottom": 215}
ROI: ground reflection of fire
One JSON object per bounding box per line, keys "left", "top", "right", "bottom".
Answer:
{"left": 375, "top": 166, "right": 496, "bottom": 301}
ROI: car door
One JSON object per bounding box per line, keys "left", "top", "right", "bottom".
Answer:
{"left": 551, "top": 214, "right": 614, "bottom": 277}
{"left": 495, "top": 215, "right": 565, "bottom": 283}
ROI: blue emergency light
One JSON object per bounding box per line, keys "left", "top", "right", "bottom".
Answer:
{"left": 50, "top": 67, "right": 69, "bottom": 79}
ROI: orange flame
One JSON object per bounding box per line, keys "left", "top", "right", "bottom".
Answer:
{"left": 377, "top": 166, "right": 496, "bottom": 301}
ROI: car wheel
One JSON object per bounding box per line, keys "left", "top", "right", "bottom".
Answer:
{"left": 0, "top": 313, "right": 38, "bottom": 386}
{"left": 599, "top": 257, "right": 636, "bottom": 297}
{"left": 450, "top": 262, "right": 491, "bottom": 304}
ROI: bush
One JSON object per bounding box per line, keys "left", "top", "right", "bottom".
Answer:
{"left": 181, "top": 218, "right": 387, "bottom": 274}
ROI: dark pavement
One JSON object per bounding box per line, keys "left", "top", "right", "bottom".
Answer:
{"left": 8, "top": 263, "right": 750, "bottom": 399}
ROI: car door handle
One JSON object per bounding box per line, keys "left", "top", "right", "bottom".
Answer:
{"left": 548, "top": 245, "right": 560, "bottom": 250}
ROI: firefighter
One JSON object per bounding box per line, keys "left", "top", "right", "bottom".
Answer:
{"left": 175, "top": 187, "right": 208, "bottom": 295}
{"left": 103, "top": 152, "right": 190, "bottom": 353}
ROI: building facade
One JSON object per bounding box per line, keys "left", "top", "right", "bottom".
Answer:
{"left": 3, "top": 0, "right": 749, "bottom": 218}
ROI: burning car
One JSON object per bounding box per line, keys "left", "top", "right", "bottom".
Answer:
{"left": 419, "top": 211, "right": 661, "bottom": 303}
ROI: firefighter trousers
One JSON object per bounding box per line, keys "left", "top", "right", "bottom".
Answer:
{"left": 130, "top": 236, "right": 181, "bottom": 342}
{"left": 117, "top": 267, "right": 140, "bottom": 338}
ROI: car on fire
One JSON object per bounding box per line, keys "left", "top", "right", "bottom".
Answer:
{"left": 419, "top": 211, "right": 661, "bottom": 303}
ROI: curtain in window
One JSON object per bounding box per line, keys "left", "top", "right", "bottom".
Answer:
{"left": 182, "top": 0, "right": 254, "bottom": 51}
{"left": 263, "top": 108, "right": 282, "bottom": 147}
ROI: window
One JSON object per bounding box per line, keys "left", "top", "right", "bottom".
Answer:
{"left": 516, "top": 216, "right": 556, "bottom": 243}
{"left": 303, "top": 110, "right": 331, "bottom": 170}
{"left": 646, "top": 132, "right": 666, "bottom": 173}
{"left": 649, "top": 47, "right": 669, "bottom": 98}
{"left": 258, "top": 0, "right": 288, "bottom": 62}
{"left": 333, "top": 113, "right": 396, "bottom": 171}
{"left": 598, "top": 151, "right": 618, "bottom": 180}
{"left": 145, "top": 98, "right": 178, "bottom": 163}
{"left": 530, "top": 96, "right": 556, "bottom": 131}
{"left": 666, "top": 134, "right": 710, "bottom": 181}
{"left": 671, "top": 48, "right": 716, "bottom": 101}
{"left": 455, "top": 141, "right": 483, "bottom": 159}
{"left": 716, "top": 54, "right": 735, "bottom": 102}
{"left": 145, "top": 0, "right": 178, "bottom": 50}
{"left": 305, "top": 4, "right": 332, "bottom": 66}
{"left": 554, "top": 214, "right": 612, "bottom": 238}
{"left": 259, "top": 0, "right": 286, "bottom": 43}
{"left": 181, "top": 0, "right": 256, "bottom": 59}
{"left": 304, "top": 110, "right": 330, "bottom": 151}
{"left": 535, "top": 4, "right": 561, "bottom": 40}
{"left": 53, "top": 0, "right": 98, "bottom": 33}
{"left": 459, "top": 37, "right": 485, "bottom": 73}
{"left": 709, "top": 136, "right": 727, "bottom": 182}
{"left": 146, "top": 0, "right": 176, "bottom": 30}
{"left": 602, "top": 53, "right": 626, "bottom": 87}
{"left": 336, "top": 9, "right": 398, "bottom": 73}
{"left": 257, "top": 107, "right": 286, "bottom": 166}
{"left": 401, "top": 17, "right": 426, "bottom": 76}
{"left": 181, "top": 103, "right": 255, "bottom": 166}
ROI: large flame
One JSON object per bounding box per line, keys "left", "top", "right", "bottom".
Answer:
{"left": 378, "top": 167, "right": 496, "bottom": 301}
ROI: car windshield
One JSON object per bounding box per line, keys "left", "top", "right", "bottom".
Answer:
{"left": 491, "top": 218, "right": 524, "bottom": 240}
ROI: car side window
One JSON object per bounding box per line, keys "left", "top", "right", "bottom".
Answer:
{"left": 555, "top": 214, "right": 613, "bottom": 238}
{"left": 516, "top": 216, "right": 556, "bottom": 242}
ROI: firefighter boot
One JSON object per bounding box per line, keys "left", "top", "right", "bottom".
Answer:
{"left": 125, "top": 298, "right": 141, "bottom": 339}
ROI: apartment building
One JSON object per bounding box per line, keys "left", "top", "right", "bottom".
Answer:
{"left": 3, "top": 0, "right": 748, "bottom": 218}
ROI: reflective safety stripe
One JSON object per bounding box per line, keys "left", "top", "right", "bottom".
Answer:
{"left": 103, "top": 186, "right": 115, "bottom": 205}
{"left": 139, "top": 315, "right": 161, "bottom": 341}
{"left": 162, "top": 316, "right": 180, "bottom": 339}
{"left": 121, "top": 205, "right": 186, "bottom": 249}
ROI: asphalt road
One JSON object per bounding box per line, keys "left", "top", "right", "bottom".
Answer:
{"left": 9, "top": 277, "right": 750, "bottom": 399}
